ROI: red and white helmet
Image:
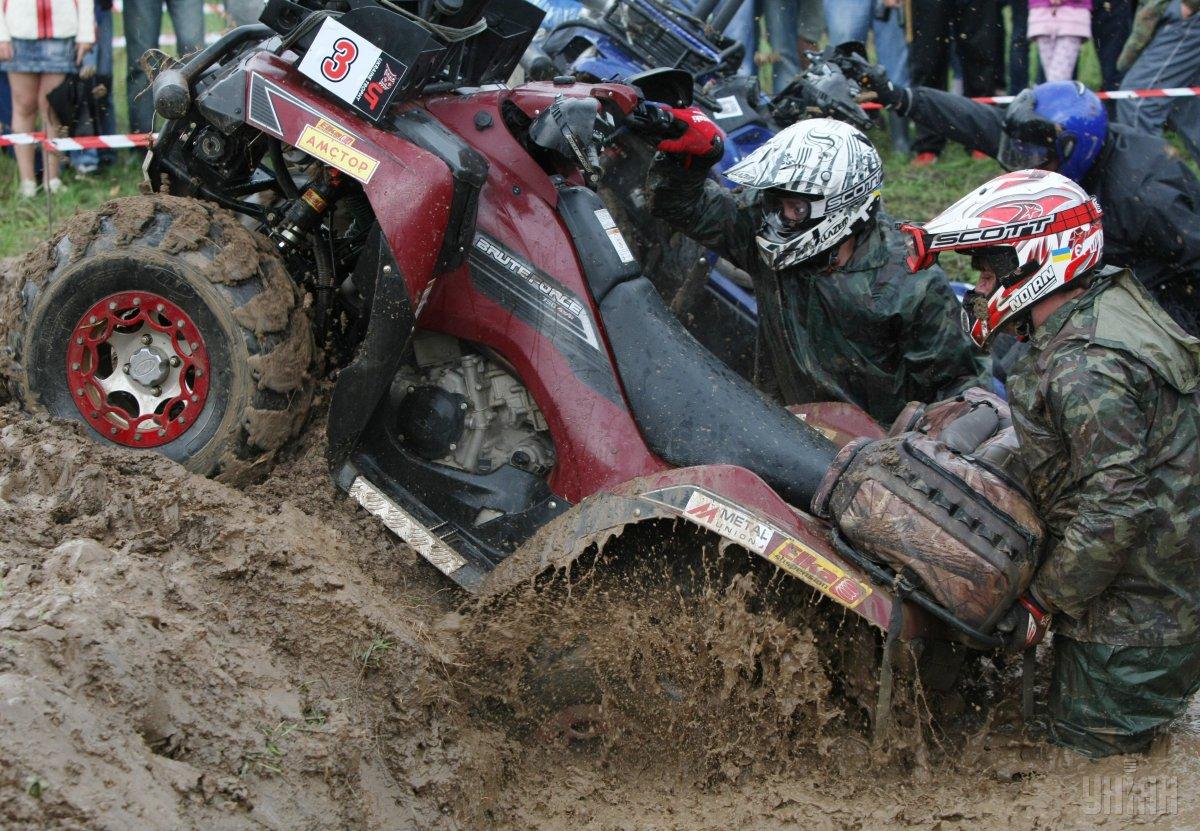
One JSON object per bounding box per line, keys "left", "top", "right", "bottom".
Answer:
{"left": 899, "top": 169, "right": 1103, "bottom": 347}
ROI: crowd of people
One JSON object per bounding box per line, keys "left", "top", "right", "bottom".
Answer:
{"left": 0, "top": 0, "right": 264, "bottom": 196}
{"left": 750, "top": 0, "right": 1199, "bottom": 166}
{"left": 2, "top": 0, "right": 1198, "bottom": 195}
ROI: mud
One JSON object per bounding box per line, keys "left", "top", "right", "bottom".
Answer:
{"left": 2, "top": 404, "right": 1200, "bottom": 830}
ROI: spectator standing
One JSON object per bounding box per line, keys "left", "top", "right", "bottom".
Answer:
{"left": 1092, "top": 0, "right": 1133, "bottom": 90}
{"left": 71, "top": 0, "right": 116, "bottom": 174}
{"left": 1028, "top": 0, "right": 1092, "bottom": 82}
{"left": 822, "top": 0, "right": 912, "bottom": 154}
{"left": 125, "top": 0, "right": 204, "bottom": 134}
{"left": 762, "top": 0, "right": 824, "bottom": 93}
{"left": 908, "top": 0, "right": 1000, "bottom": 165}
{"left": 1116, "top": 0, "right": 1200, "bottom": 165}
{"left": 0, "top": 0, "right": 94, "bottom": 196}
{"left": 1008, "top": 0, "right": 1034, "bottom": 93}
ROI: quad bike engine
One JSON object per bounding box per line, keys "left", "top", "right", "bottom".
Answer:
{"left": 391, "top": 332, "right": 556, "bottom": 479}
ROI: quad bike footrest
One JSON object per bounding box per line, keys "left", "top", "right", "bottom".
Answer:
{"left": 335, "top": 458, "right": 494, "bottom": 592}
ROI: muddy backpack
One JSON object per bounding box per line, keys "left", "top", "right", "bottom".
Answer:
{"left": 814, "top": 389, "right": 1044, "bottom": 632}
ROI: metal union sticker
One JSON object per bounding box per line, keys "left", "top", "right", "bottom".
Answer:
{"left": 683, "top": 490, "right": 774, "bottom": 554}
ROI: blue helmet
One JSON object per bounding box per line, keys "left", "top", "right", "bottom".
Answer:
{"left": 998, "top": 81, "right": 1108, "bottom": 183}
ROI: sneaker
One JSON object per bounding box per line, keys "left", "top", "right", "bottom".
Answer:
{"left": 18, "top": 179, "right": 37, "bottom": 198}
{"left": 971, "top": 150, "right": 990, "bottom": 161}
{"left": 47, "top": 178, "right": 64, "bottom": 194}
{"left": 74, "top": 161, "right": 99, "bottom": 175}
{"left": 911, "top": 152, "right": 938, "bottom": 167}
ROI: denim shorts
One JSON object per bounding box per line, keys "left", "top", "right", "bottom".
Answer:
{"left": 1, "top": 38, "right": 76, "bottom": 74}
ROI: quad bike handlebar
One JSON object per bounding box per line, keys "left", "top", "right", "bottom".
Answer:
{"left": 624, "top": 101, "right": 689, "bottom": 139}
{"left": 768, "top": 41, "right": 875, "bottom": 132}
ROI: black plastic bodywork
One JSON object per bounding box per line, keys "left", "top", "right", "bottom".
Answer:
{"left": 259, "top": 0, "right": 544, "bottom": 103}
{"left": 327, "top": 223, "right": 414, "bottom": 469}
{"left": 347, "top": 420, "right": 568, "bottom": 559}
{"left": 391, "top": 109, "right": 489, "bottom": 272}
{"left": 555, "top": 185, "right": 640, "bottom": 300}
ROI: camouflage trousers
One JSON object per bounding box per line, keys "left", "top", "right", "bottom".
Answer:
{"left": 1049, "top": 636, "right": 1200, "bottom": 757}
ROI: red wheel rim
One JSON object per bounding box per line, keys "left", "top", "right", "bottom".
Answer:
{"left": 66, "top": 291, "right": 211, "bottom": 448}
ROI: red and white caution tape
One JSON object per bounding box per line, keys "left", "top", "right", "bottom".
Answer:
{"left": 45, "top": 133, "right": 154, "bottom": 151}
{"left": 863, "top": 86, "right": 1200, "bottom": 109}
{"left": 965, "top": 86, "right": 1200, "bottom": 105}
{"left": 0, "top": 132, "right": 153, "bottom": 151}
{"left": 3, "top": 85, "right": 1198, "bottom": 152}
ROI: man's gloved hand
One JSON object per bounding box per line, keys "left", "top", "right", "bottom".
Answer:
{"left": 996, "top": 595, "right": 1051, "bottom": 652}
{"left": 852, "top": 61, "right": 908, "bottom": 112}
{"left": 656, "top": 106, "right": 725, "bottom": 165}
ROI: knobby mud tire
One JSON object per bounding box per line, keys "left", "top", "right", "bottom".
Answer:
{"left": 7, "top": 195, "right": 315, "bottom": 483}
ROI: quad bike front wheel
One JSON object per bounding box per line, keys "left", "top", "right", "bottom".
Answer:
{"left": 9, "top": 195, "right": 315, "bottom": 482}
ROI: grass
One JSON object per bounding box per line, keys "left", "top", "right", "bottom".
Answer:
{"left": 358, "top": 636, "right": 395, "bottom": 672}
{"left": 0, "top": 8, "right": 227, "bottom": 257}
{"left": 239, "top": 721, "right": 302, "bottom": 776}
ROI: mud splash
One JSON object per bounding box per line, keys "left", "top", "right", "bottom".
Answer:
{"left": 2, "top": 406, "right": 1199, "bottom": 830}
{"left": 461, "top": 532, "right": 847, "bottom": 772}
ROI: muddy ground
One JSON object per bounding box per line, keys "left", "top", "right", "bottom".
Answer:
{"left": 0, "top": 249, "right": 1198, "bottom": 831}
{"left": 3, "top": 406, "right": 1199, "bottom": 831}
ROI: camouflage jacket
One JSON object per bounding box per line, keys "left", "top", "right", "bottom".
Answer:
{"left": 1119, "top": 0, "right": 1199, "bottom": 73}
{"left": 1009, "top": 269, "right": 1200, "bottom": 646}
{"left": 645, "top": 155, "right": 990, "bottom": 426}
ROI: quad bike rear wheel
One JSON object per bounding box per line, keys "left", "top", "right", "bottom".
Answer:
{"left": 10, "top": 195, "right": 314, "bottom": 482}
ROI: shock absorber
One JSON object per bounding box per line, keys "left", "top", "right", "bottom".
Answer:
{"left": 274, "top": 168, "right": 342, "bottom": 252}
{"left": 272, "top": 167, "right": 343, "bottom": 339}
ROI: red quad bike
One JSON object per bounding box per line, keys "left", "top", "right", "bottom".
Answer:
{"left": 10, "top": 0, "right": 1044, "bottom": 736}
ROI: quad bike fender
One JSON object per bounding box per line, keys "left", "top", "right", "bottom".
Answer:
{"left": 482, "top": 463, "right": 931, "bottom": 641}
{"left": 787, "top": 402, "right": 886, "bottom": 449}
{"left": 243, "top": 52, "right": 470, "bottom": 301}
{"left": 538, "top": 24, "right": 645, "bottom": 83}
{"left": 326, "top": 224, "right": 412, "bottom": 469}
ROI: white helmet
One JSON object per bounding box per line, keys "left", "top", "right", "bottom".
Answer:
{"left": 899, "top": 169, "right": 1103, "bottom": 347}
{"left": 724, "top": 118, "right": 883, "bottom": 270}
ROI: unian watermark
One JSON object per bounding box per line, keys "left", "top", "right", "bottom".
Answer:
{"left": 1082, "top": 759, "right": 1179, "bottom": 817}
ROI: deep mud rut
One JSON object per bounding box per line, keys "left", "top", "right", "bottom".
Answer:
{"left": 3, "top": 407, "right": 1198, "bottom": 831}
{"left": 0, "top": 246, "right": 1197, "bottom": 829}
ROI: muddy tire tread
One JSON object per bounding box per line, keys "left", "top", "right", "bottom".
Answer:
{"left": 8, "top": 194, "right": 315, "bottom": 483}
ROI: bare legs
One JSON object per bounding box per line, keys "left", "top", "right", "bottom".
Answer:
{"left": 9, "top": 70, "right": 66, "bottom": 190}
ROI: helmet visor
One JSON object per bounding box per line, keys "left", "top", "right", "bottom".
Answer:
{"left": 997, "top": 133, "right": 1054, "bottom": 171}
{"left": 762, "top": 191, "right": 816, "bottom": 235}
{"left": 969, "top": 246, "right": 1020, "bottom": 285}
